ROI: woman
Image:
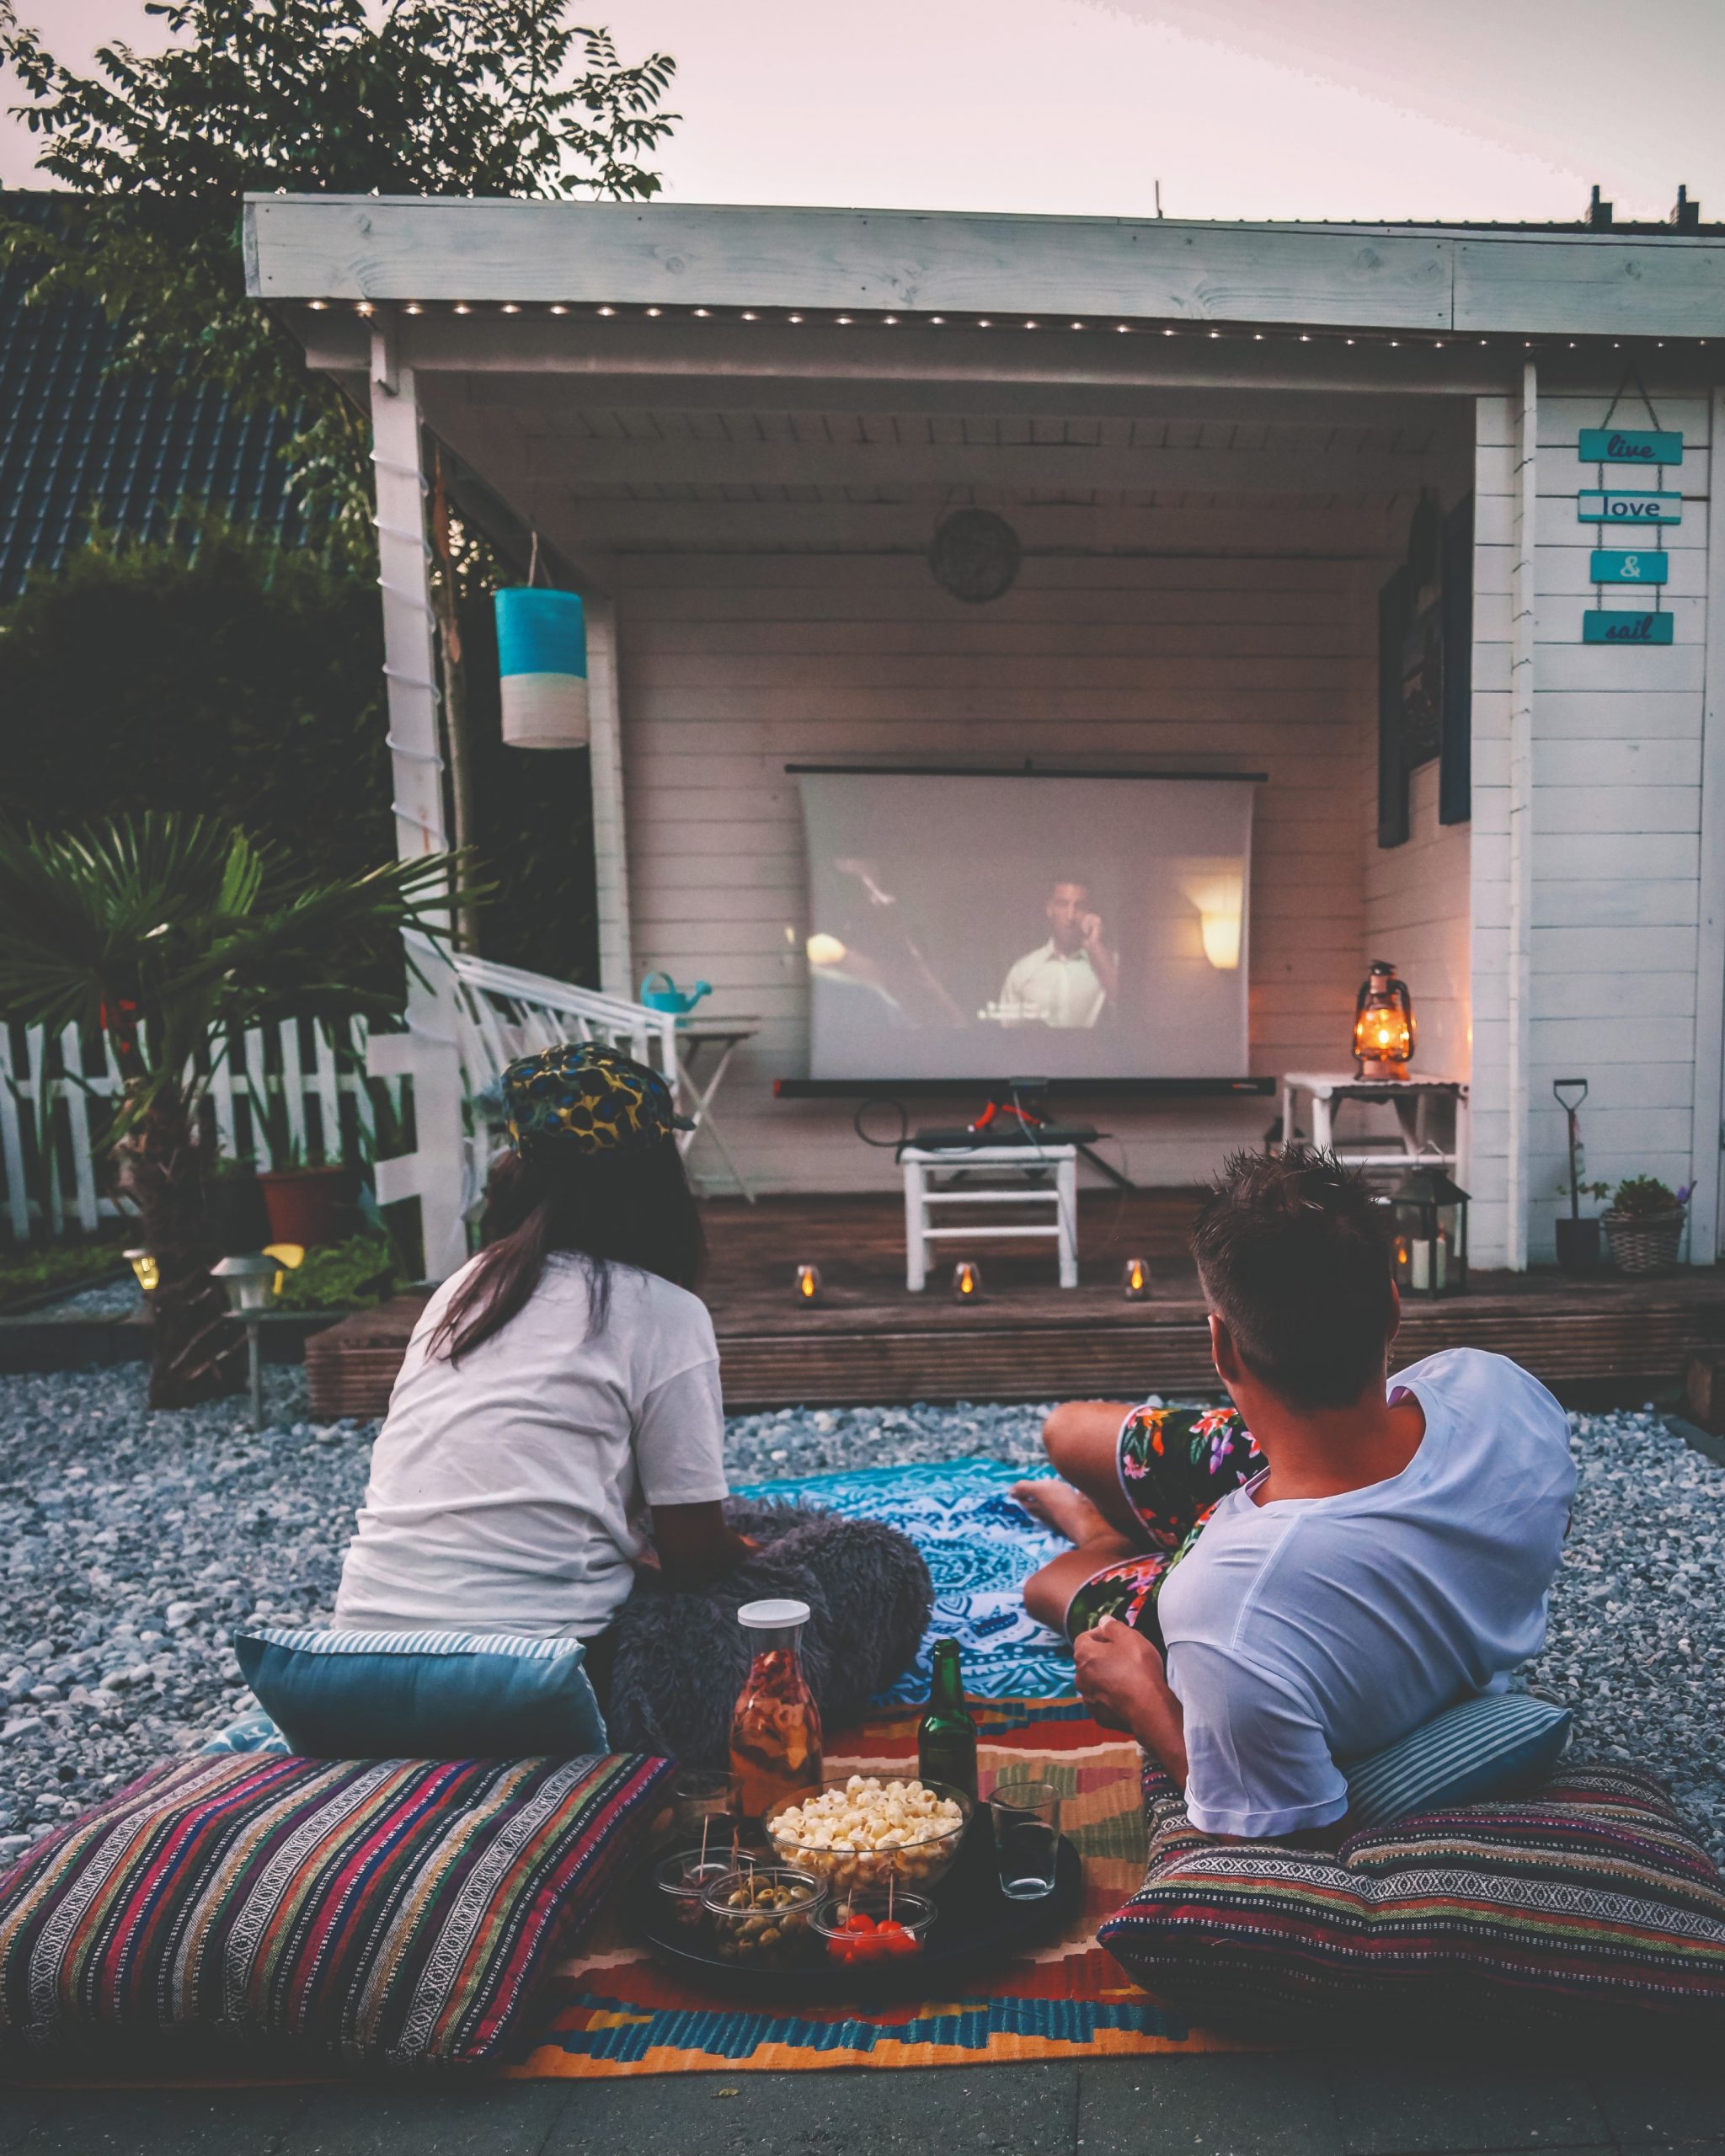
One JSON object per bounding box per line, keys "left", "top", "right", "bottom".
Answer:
{"left": 335, "top": 1042, "right": 746, "bottom": 1646}
{"left": 333, "top": 1041, "right": 930, "bottom": 1758}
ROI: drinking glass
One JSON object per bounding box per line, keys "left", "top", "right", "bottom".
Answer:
{"left": 673, "top": 1767, "right": 734, "bottom": 1841}
{"left": 990, "top": 1777, "right": 1061, "bottom": 1901}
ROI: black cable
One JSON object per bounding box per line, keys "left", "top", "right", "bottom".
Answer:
{"left": 853, "top": 1096, "right": 909, "bottom": 1151}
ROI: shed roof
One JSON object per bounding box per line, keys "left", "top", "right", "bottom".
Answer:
{"left": 2, "top": 205, "right": 302, "bottom": 600}
{"left": 246, "top": 196, "right": 1725, "bottom": 340}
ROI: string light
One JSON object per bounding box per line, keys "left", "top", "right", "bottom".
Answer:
{"left": 930, "top": 314, "right": 945, "bottom": 324}
{"left": 645, "top": 306, "right": 662, "bottom": 317}
{"left": 978, "top": 318, "right": 992, "bottom": 326}
{"left": 1070, "top": 320, "right": 1083, "bottom": 329}
{"left": 596, "top": 305, "right": 615, "bottom": 317}
{"left": 836, "top": 314, "right": 853, "bottom": 323}
{"left": 355, "top": 302, "right": 373, "bottom": 317}
{"left": 1023, "top": 318, "right": 1039, "bottom": 328}
{"left": 403, "top": 303, "right": 422, "bottom": 315}
{"left": 548, "top": 303, "right": 567, "bottom": 315}
{"left": 884, "top": 314, "right": 899, "bottom": 324}
{"left": 788, "top": 312, "right": 803, "bottom": 323}
{"left": 693, "top": 307, "right": 711, "bottom": 318}
{"left": 308, "top": 299, "right": 328, "bottom": 311}
{"left": 501, "top": 302, "right": 520, "bottom": 313}
{"left": 742, "top": 310, "right": 758, "bottom": 320}
{"left": 453, "top": 302, "right": 471, "bottom": 314}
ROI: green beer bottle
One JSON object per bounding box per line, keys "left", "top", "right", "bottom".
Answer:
{"left": 917, "top": 1638, "right": 979, "bottom": 1801}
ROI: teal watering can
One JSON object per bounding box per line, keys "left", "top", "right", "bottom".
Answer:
{"left": 639, "top": 970, "right": 712, "bottom": 1016}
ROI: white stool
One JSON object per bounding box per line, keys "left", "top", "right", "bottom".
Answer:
{"left": 900, "top": 1144, "right": 1078, "bottom": 1292}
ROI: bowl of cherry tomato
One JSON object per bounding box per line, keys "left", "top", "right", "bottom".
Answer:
{"left": 811, "top": 1890, "right": 935, "bottom": 1967}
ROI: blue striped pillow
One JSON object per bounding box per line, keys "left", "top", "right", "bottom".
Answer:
{"left": 1343, "top": 1692, "right": 1572, "bottom": 1828}
{"left": 233, "top": 1625, "right": 608, "bottom": 1761}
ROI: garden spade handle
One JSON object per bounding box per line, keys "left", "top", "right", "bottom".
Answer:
{"left": 1553, "top": 1078, "right": 1589, "bottom": 1220}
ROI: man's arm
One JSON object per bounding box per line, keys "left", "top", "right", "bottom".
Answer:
{"left": 1079, "top": 915, "right": 1119, "bottom": 1005}
{"left": 1072, "top": 1616, "right": 1187, "bottom": 1783}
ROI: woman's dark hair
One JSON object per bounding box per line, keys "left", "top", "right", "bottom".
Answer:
{"left": 430, "top": 1138, "right": 707, "bottom": 1364}
{"left": 1189, "top": 1145, "right": 1395, "bottom": 1413}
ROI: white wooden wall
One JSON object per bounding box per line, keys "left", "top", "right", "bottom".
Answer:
{"left": 1363, "top": 760, "right": 1471, "bottom": 1088}
{"left": 1470, "top": 382, "right": 1716, "bottom": 1267}
{"left": 615, "top": 548, "right": 1376, "bottom": 1195}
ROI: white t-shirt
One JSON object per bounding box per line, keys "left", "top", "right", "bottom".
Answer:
{"left": 999, "top": 942, "right": 1107, "bottom": 1029}
{"left": 333, "top": 1252, "right": 729, "bottom": 1640}
{"left": 1156, "top": 1348, "right": 1575, "bottom": 1838}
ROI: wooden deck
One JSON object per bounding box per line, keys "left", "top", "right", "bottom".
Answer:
{"left": 305, "top": 1187, "right": 1725, "bottom": 1417}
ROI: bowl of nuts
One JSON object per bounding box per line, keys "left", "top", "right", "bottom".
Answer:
{"left": 702, "top": 1865, "right": 825, "bottom": 1969}
{"left": 765, "top": 1774, "right": 972, "bottom": 1894}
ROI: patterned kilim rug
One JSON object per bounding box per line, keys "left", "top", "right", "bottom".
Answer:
{"left": 509, "top": 1699, "right": 1250, "bottom": 2076}
{"left": 735, "top": 1457, "right": 1079, "bottom": 1703}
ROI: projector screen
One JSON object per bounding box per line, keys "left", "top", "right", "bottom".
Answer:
{"left": 797, "top": 769, "right": 1255, "bottom": 1082}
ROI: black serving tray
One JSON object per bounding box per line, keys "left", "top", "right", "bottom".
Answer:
{"left": 634, "top": 1821, "right": 1081, "bottom": 1999}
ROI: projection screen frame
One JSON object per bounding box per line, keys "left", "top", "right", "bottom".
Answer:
{"left": 788, "top": 763, "right": 1268, "bottom": 1092}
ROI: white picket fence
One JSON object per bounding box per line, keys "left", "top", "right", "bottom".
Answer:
{"left": 0, "top": 1017, "right": 392, "bottom": 1245}
{"left": 1, "top": 954, "right": 681, "bottom": 1250}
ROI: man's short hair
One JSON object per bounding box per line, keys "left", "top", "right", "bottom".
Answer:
{"left": 1189, "top": 1147, "right": 1394, "bottom": 1412}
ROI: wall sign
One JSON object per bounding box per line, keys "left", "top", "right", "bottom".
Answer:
{"left": 1577, "top": 428, "right": 1684, "bottom": 466}
{"left": 1578, "top": 375, "right": 1679, "bottom": 646}
{"left": 1583, "top": 611, "right": 1674, "bottom": 644}
{"left": 1577, "top": 489, "right": 1682, "bottom": 526}
{"left": 1590, "top": 548, "right": 1669, "bottom": 584}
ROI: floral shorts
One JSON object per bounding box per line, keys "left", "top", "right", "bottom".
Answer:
{"left": 1062, "top": 1401, "right": 1262, "bottom": 1646}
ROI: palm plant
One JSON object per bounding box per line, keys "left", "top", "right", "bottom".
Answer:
{"left": 0, "top": 812, "right": 462, "bottom": 1407}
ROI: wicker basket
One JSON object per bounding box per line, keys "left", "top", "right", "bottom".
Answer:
{"left": 1601, "top": 1208, "right": 1686, "bottom": 1275}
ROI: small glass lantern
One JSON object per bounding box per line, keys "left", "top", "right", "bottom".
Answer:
{"left": 793, "top": 1263, "right": 823, "bottom": 1305}
{"left": 1121, "top": 1256, "right": 1151, "bottom": 1300}
{"left": 124, "top": 1247, "right": 159, "bottom": 1294}
{"left": 211, "top": 1252, "right": 283, "bottom": 1312}
{"left": 1389, "top": 1166, "right": 1469, "bottom": 1297}
{"left": 951, "top": 1260, "right": 984, "bottom": 1301}
{"left": 1353, "top": 960, "right": 1415, "bottom": 1080}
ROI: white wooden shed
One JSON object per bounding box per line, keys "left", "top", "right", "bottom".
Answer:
{"left": 247, "top": 196, "right": 1725, "bottom": 1278}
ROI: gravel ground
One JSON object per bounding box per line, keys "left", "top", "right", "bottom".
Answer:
{"left": 1, "top": 1369, "right": 1721, "bottom": 1868}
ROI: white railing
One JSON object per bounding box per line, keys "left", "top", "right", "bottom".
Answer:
{"left": 0, "top": 1017, "right": 390, "bottom": 1245}
{"left": 2, "top": 953, "right": 679, "bottom": 1259}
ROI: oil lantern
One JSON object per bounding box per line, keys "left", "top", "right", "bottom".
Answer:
{"left": 1353, "top": 960, "right": 1415, "bottom": 1080}
{"left": 1389, "top": 1165, "right": 1469, "bottom": 1298}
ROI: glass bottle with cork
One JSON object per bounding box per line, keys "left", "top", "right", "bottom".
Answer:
{"left": 917, "top": 1637, "right": 978, "bottom": 1801}
{"left": 729, "top": 1598, "right": 824, "bottom": 1822}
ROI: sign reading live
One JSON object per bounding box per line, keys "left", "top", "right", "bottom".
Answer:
{"left": 1578, "top": 428, "right": 1685, "bottom": 466}
{"left": 1583, "top": 611, "right": 1674, "bottom": 644}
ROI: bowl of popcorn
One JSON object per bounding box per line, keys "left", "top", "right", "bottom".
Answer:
{"left": 766, "top": 1774, "right": 971, "bottom": 1892}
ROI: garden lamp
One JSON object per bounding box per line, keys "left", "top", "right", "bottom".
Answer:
{"left": 124, "top": 1248, "right": 159, "bottom": 1294}
{"left": 211, "top": 1252, "right": 286, "bottom": 1430}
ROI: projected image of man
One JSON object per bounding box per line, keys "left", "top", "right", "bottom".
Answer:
{"left": 998, "top": 879, "right": 1119, "bottom": 1028}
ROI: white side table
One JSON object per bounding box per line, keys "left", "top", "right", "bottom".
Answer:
{"left": 1279, "top": 1072, "right": 1466, "bottom": 1176}
{"left": 675, "top": 1019, "right": 759, "bottom": 1203}
{"left": 900, "top": 1144, "right": 1078, "bottom": 1292}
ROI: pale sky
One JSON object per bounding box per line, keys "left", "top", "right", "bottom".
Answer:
{"left": 3, "top": 0, "right": 1723, "bottom": 226}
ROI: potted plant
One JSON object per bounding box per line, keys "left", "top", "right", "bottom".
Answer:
{"left": 1600, "top": 1176, "right": 1692, "bottom": 1276}
{"left": 258, "top": 1139, "right": 362, "bottom": 1250}
{"left": 0, "top": 811, "right": 459, "bottom": 1406}
{"left": 202, "top": 1152, "right": 272, "bottom": 1256}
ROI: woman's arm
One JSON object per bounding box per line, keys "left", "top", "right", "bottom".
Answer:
{"left": 647, "top": 1501, "right": 756, "bottom": 1588}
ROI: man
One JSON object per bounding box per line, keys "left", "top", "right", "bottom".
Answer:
{"left": 1014, "top": 1148, "right": 1573, "bottom": 1839}
{"left": 998, "top": 878, "right": 1118, "bottom": 1029}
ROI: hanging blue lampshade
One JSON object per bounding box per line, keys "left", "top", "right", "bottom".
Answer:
{"left": 494, "top": 587, "right": 589, "bottom": 749}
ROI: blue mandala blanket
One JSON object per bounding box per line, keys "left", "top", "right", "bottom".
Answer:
{"left": 734, "top": 1457, "right": 1077, "bottom": 1705}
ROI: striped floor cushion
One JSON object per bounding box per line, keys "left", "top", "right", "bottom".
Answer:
{"left": 0, "top": 1750, "right": 672, "bottom": 2065}
{"left": 1342, "top": 1692, "right": 1573, "bottom": 1828}
{"left": 1099, "top": 1760, "right": 1725, "bottom": 2031}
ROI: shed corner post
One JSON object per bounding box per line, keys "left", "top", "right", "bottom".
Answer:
{"left": 585, "top": 592, "right": 635, "bottom": 1001}
{"left": 1503, "top": 358, "right": 1538, "bottom": 1272}
{"left": 1689, "top": 381, "right": 1725, "bottom": 1264}
{"left": 367, "top": 323, "right": 467, "bottom": 1280}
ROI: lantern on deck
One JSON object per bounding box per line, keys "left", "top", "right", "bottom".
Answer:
{"left": 1353, "top": 959, "right": 1415, "bottom": 1080}
{"left": 951, "top": 1260, "right": 984, "bottom": 1301}
{"left": 1389, "top": 1165, "right": 1469, "bottom": 1298}
{"left": 495, "top": 587, "right": 590, "bottom": 749}
{"left": 793, "top": 1263, "right": 824, "bottom": 1305}
{"left": 1121, "top": 1257, "right": 1151, "bottom": 1301}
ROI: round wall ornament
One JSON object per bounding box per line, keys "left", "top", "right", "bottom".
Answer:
{"left": 928, "top": 509, "right": 1022, "bottom": 604}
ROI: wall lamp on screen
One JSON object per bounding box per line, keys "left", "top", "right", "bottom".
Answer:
{"left": 1178, "top": 869, "right": 1244, "bottom": 971}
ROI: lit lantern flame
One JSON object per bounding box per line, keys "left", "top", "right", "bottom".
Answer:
{"left": 952, "top": 1261, "right": 982, "bottom": 1299}
{"left": 1122, "top": 1257, "right": 1150, "bottom": 1300}
{"left": 794, "top": 1263, "right": 823, "bottom": 1303}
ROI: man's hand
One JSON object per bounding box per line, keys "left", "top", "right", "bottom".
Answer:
{"left": 1079, "top": 910, "right": 1105, "bottom": 951}
{"left": 1073, "top": 1614, "right": 1164, "bottom": 1733}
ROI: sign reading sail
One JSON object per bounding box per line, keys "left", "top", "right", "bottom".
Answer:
{"left": 1578, "top": 429, "right": 1684, "bottom": 467}
{"left": 1590, "top": 549, "right": 1669, "bottom": 584}
{"left": 1583, "top": 610, "right": 1674, "bottom": 644}
{"left": 1578, "top": 490, "right": 1681, "bottom": 526}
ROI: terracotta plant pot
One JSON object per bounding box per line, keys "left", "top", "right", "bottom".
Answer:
{"left": 1553, "top": 1217, "right": 1601, "bottom": 1274}
{"left": 1600, "top": 1208, "right": 1685, "bottom": 1276}
{"left": 259, "top": 1165, "right": 361, "bottom": 1249}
